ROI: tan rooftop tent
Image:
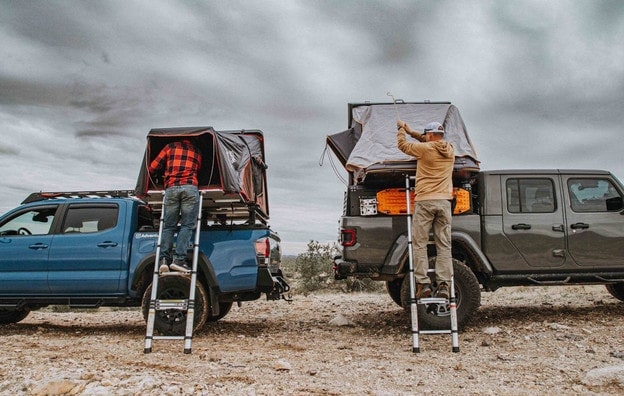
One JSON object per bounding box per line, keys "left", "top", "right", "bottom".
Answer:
{"left": 326, "top": 102, "right": 480, "bottom": 183}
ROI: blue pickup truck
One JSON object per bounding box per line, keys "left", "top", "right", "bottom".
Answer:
{"left": 0, "top": 127, "right": 290, "bottom": 335}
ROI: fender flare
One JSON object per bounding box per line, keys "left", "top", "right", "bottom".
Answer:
{"left": 451, "top": 231, "right": 494, "bottom": 276}
{"left": 131, "top": 252, "right": 221, "bottom": 293}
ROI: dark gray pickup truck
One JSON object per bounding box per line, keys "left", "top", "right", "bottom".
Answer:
{"left": 327, "top": 101, "right": 624, "bottom": 329}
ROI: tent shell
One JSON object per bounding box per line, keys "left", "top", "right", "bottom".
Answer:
{"left": 135, "top": 127, "right": 269, "bottom": 225}
{"left": 326, "top": 101, "right": 480, "bottom": 185}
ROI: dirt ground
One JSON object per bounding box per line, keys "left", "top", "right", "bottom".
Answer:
{"left": 2, "top": 285, "right": 624, "bottom": 395}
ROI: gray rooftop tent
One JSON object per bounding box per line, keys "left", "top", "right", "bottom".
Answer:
{"left": 135, "top": 127, "right": 269, "bottom": 223}
{"left": 326, "top": 102, "right": 480, "bottom": 183}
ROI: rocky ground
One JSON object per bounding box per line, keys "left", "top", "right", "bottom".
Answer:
{"left": 2, "top": 285, "right": 624, "bottom": 395}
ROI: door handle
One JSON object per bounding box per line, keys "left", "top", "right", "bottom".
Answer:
{"left": 552, "top": 224, "right": 565, "bottom": 232}
{"left": 571, "top": 223, "right": 589, "bottom": 230}
{"left": 552, "top": 249, "right": 566, "bottom": 257}
{"left": 512, "top": 223, "right": 532, "bottom": 230}
{"left": 97, "top": 241, "right": 119, "bottom": 248}
{"left": 28, "top": 243, "right": 49, "bottom": 250}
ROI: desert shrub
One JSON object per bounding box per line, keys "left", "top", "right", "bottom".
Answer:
{"left": 290, "top": 240, "right": 382, "bottom": 294}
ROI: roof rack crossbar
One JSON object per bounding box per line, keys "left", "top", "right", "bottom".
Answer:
{"left": 22, "top": 190, "right": 137, "bottom": 204}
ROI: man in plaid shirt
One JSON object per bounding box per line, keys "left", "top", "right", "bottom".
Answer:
{"left": 149, "top": 138, "right": 202, "bottom": 273}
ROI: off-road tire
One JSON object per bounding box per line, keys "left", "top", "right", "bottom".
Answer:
{"left": 400, "top": 258, "right": 481, "bottom": 330}
{"left": 207, "top": 302, "right": 233, "bottom": 322}
{"left": 606, "top": 283, "right": 624, "bottom": 302}
{"left": 0, "top": 308, "right": 30, "bottom": 324}
{"left": 386, "top": 278, "right": 403, "bottom": 307}
{"left": 142, "top": 276, "right": 210, "bottom": 336}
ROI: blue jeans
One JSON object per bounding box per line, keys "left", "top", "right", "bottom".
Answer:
{"left": 160, "top": 185, "right": 199, "bottom": 262}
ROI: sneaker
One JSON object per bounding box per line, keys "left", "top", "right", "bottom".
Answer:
{"left": 159, "top": 263, "right": 170, "bottom": 273}
{"left": 170, "top": 260, "right": 191, "bottom": 273}
{"left": 416, "top": 283, "right": 433, "bottom": 299}
{"left": 436, "top": 282, "right": 450, "bottom": 299}
{"left": 158, "top": 258, "right": 170, "bottom": 274}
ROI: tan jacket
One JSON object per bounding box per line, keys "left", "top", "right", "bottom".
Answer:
{"left": 397, "top": 128, "right": 455, "bottom": 201}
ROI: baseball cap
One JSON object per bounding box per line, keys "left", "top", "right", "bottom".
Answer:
{"left": 424, "top": 122, "right": 444, "bottom": 133}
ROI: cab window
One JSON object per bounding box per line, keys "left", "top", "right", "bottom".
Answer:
{"left": 506, "top": 178, "right": 556, "bottom": 213}
{"left": 568, "top": 178, "right": 623, "bottom": 212}
{"left": 62, "top": 205, "right": 118, "bottom": 234}
{"left": 0, "top": 206, "right": 58, "bottom": 236}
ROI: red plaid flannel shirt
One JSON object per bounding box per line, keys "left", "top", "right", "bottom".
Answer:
{"left": 148, "top": 140, "right": 202, "bottom": 188}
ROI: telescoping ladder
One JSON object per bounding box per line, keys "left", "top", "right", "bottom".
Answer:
{"left": 144, "top": 192, "right": 204, "bottom": 354}
{"left": 404, "top": 175, "right": 459, "bottom": 353}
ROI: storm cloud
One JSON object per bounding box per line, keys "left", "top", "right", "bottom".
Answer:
{"left": 1, "top": 0, "right": 624, "bottom": 253}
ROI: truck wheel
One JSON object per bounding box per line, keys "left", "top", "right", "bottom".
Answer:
{"left": 141, "top": 276, "right": 210, "bottom": 336}
{"left": 0, "top": 308, "right": 30, "bottom": 324}
{"left": 400, "top": 258, "right": 481, "bottom": 330}
{"left": 207, "top": 302, "right": 233, "bottom": 322}
{"left": 386, "top": 278, "right": 403, "bottom": 307}
{"left": 605, "top": 283, "right": 624, "bottom": 302}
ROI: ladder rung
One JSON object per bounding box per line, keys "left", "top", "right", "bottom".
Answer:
{"left": 418, "top": 297, "right": 448, "bottom": 304}
{"left": 159, "top": 271, "right": 191, "bottom": 277}
{"left": 155, "top": 299, "right": 188, "bottom": 310}
{"left": 419, "top": 330, "right": 452, "bottom": 335}
{"left": 152, "top": 335, "right": 185, "bottom": 340}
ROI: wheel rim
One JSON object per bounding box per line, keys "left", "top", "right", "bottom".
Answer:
{"left": 422, "top": 285, "right": 460, "bottom": 318}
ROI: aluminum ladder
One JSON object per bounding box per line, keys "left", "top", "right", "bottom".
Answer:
{"left": 144, "top": 192, "right": 203, "bottom": 354}
{"left": 404, "top": 174, "right": 459, "bottom": 353}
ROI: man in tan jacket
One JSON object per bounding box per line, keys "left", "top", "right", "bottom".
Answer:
{"left": 397, "top": 120, "right": 455, "bottom": 299}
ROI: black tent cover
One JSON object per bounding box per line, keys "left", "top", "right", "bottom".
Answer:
{"left": 135, "top": 126, "right": 269, "bottom": 219}
{"left": 326, "top": 102, "right": 480, "bottom": 182}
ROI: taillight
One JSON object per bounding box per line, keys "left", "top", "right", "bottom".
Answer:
{"left": 254, "top": 237, "right": 270, "bottom": 258}
{"left": 341, "top": 229, "right": 356, "bottom": 247}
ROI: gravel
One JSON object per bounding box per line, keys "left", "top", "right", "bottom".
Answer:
{"left": 2, "top": 285, "right": 624, "bottom": 395}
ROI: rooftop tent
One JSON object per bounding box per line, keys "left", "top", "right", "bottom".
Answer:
{"left": 326, "top": 102, "right": 480, "bottom": 182}
{"left": 135, "top": 127, "right": 269, "bottom": 223}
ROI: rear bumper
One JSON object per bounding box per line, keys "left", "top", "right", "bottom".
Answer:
{"left": 256, "top": 267, "right": 290, "bottom": 300}
{"left": 332, "top": 256, "right": 358, "bottom": 280}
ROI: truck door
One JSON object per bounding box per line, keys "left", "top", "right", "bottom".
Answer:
{"left": 501, "top": 176, "right": 567, "bottom": 268}
{"left": 48, "top": 203, "right": 124, "bottom": 293}
{"left": 0, "top": 205, "right": 58, "bottom": 293}
{"left": 563, "top": 175, "right": 624, "bottom": 267}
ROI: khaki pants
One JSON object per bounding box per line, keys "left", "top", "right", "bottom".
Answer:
{"left": 412, "top": 199, "right": 453, "bottom": 284}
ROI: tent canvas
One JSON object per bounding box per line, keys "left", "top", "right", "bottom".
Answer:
{"left": 326, "top": 102, "right": 480, "bottom": 182}
{"left": 135, "top": 127, "right": 269, "bottom": 222}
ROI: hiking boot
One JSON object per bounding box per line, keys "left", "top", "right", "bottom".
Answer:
{"left": 170, "top": 259, "right": 191, "bottom": 273}
{"left": 436, "top": 282, "right": 450, "bottom": 300}
{"left": 158, "top": 258, "right": 170, "bottom": 274}
{"left": 416, "top": 283, "right": 433, "bottom": 299}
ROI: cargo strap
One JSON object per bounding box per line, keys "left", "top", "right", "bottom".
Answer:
{"left": 404, "top": 174, "right": 459, "bottom": 353}
{"left": 144, "top": 192, "right": 204, "bottom": 354}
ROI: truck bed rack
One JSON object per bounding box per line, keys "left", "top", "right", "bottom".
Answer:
{"left": 145, "top": 189, "right": 268, "bottom": 225}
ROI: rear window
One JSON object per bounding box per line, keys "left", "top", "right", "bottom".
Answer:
{"left": 62, "top": 205, "right": 118, "bottom": 234}
{"left": 506, "top": 178, "right": 556, "bottom": 213}
{"left": 568, "top": 178, "right": 623, "bottom": 212}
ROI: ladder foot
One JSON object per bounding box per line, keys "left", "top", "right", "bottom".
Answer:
{"left": 412, "top": 347, "right": 420, "bottom": 353}
{"left": 453, "top": 347, "right": 460, "bottom": 353}
{"left": 184, "top": 348, "right": 192, "bottom": 354}
{"left": 144, "top": 348, "right": 152, "bottom": 354}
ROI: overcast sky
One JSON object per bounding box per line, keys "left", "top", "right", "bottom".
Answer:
{"left": 1, "top": 1, "right": 624, "bottom": 254}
